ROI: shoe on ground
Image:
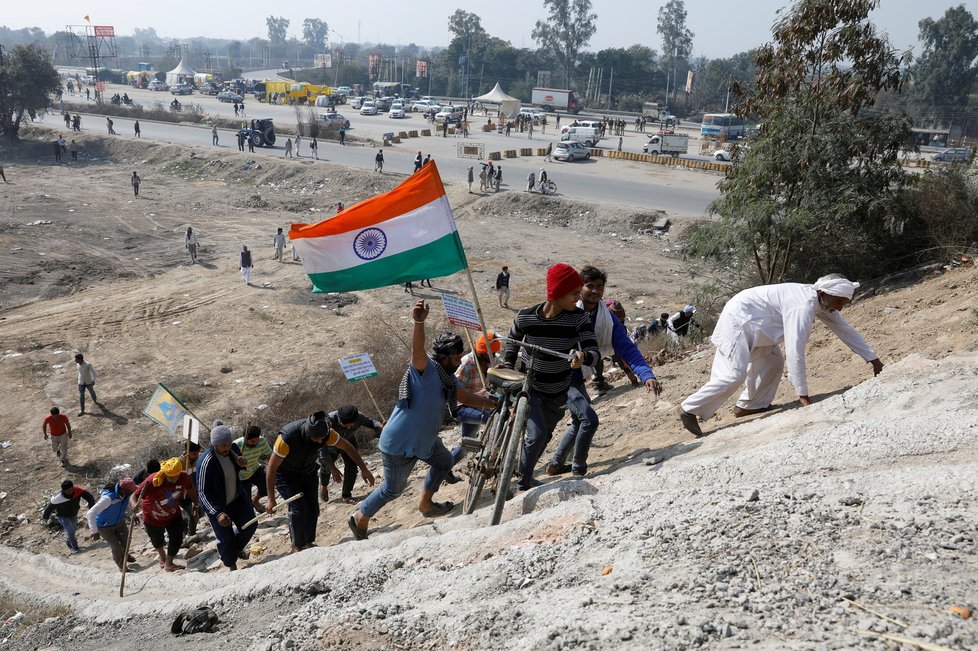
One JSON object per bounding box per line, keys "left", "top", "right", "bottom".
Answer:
{"left": 127, "top": 554, "right": 136, "bottom": 563}
{"left": 77, "top": 411, "right": 85, "bottom": 417}
{"left": 517, "top": 478, "right": 544, "bottom": 492}
{"left": 676, "top": 406, "right": 705, "bottom": 438}
{"left": 444, "top": 472, "right": 462, "bottom": 485}
{"left": 319, "top": 486, "right": 330, "bottom": 503}
{"left": 571, "top": 469, "right": 587, "bottom": 478}
{"left": 592, "top": 381, "right": 614, "bottom": 393}
{"left": 546, "top": 463, "right": 571, "bottom": 476}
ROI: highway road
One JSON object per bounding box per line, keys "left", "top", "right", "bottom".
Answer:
{"left": 51, "top": 84, "right": 722, "bottom": 216}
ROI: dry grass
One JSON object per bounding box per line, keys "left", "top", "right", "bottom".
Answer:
{"left": 0, "top": 594, "right": 70, "bottom": 635}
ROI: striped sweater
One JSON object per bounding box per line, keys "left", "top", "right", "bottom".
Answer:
{"left": 503, "top": 303, "right": 600, "bottom": 396}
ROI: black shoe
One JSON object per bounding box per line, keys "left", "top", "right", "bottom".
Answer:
{"left": 677, "top": 407, "right": 705, "bottom": 438}
{"left": 593, "top": 381, "right": 613, "bottom": 393}
{"left": 444, "top": 472, "right": 462, "bottom": 485}
{"left": 546, "top": 463, "right": 571, "bottom": 476}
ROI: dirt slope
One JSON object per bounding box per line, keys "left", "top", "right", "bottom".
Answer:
{"left": 0, "top": 135, "right": 976, "bottom": 650}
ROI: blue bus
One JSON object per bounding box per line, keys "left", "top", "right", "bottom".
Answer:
{"left": 701, "top": 113, "right": 746, "bottom": 140}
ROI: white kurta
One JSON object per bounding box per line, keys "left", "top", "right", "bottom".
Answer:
{"left": 681, "top": 283, "right": 877, "bottom": 419}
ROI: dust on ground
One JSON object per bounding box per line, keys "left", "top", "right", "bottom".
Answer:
{"left": 0, "top": 132, "right": 976, "bottom": 650}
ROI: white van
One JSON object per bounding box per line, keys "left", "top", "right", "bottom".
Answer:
{"left": 560, "top": 126, "right": 600, "bottom": 147}
{"left": 434, "top": 106, "right": 464, "bottom": 124}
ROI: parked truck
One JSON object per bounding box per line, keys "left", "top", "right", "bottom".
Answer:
{"left": 643, "top": 132, "right": 689, "bottom": 156}
{"left": 531, "top": 87, "right": 583, "bottom": 114}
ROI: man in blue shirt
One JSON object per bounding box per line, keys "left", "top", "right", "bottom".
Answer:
{"left": 547, "top": 266, "right": 663, "bottom": 478}
{"left": 348, "top": 300, "right": 474, "bottom": 540}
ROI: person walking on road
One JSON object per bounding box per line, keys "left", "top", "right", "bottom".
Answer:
{"left": 74, "top": 353, "right": 99, "bottom": 416}
{"left": 339, "top": 127, "right": 346, "bottom": 145}
{"left": 185, "top": 226, "right": 199, "bottom": 264}
{"left": 467, "top": 166, "right": 474, "bottom": 192}
{"left": 131, "top": 171, "right": 140, "bottom": 197}
{"left": 134, "top": 120, "right": 141, "bottom": 138}
{"left": 375, "top": 149, "right": 384, "bottom": 173}
{"left": 42, "top": 480, "right": 95, "bottom": 553}
{"left": 86, "top": 477, "right": 139, "bottom": 571}
{"left": 414, "top": 151, "right": 423, "bottom": 174}
{"left": 239, "top": 245, "right": 253, "bottom": 285}
{"left": 294, "top": 134, "right": 302, "bottom": 157}
{"left": 42, "top": 406, "right": 72, "bottom": 464}
{"left": 310, "top": 137, "right": 318, "bottom": 159}
{"left": 106, "top": 117, "right": 116, "bottom": 135}
{"left": 283, "top": 137, "right": 293, "bottom": 158}
{"left": 273, "top": 227, "right": 286, "bottom": 262}
{"left": 212, "top": 125, "right": 219, "bottom": 146}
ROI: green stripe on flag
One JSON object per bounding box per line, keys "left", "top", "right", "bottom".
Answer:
{"left": 308, "top": 232, "right": 468, "bottom": 293}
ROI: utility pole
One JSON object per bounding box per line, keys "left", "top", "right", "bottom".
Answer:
{"left": 607, "top": 68, "right": 614, "bottom": 109}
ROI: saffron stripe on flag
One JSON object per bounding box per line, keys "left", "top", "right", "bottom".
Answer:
{"left": 289, "top": 162, "right": 448, "bottom": 239}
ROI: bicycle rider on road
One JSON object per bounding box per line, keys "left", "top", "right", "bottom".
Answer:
{"left": 499, "top": 264, "right": 600, "bottom": 492}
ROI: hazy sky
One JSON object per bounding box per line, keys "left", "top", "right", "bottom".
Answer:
{"left": 4, "top": 0, "right": 972, "bottom": 59}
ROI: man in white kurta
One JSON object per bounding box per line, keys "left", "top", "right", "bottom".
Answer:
{"left": 677, "top": 275, "right": 884, "bottom": 437}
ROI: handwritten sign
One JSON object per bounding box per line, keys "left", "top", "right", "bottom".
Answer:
{"left": 339, "top": 353, "right": 379, "bottom": 382}
{"left": 442, "top": 293, "right": 482, "bottom": 331}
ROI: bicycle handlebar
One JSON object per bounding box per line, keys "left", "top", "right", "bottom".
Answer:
{"left": 495, "top": 335, "right": 577, "bottom": 362}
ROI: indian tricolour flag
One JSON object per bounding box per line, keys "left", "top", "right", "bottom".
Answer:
{"left": 289, "top": 162, "right": 468, "bottom": 293}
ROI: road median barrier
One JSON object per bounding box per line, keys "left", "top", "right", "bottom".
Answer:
{"left": 520, "top": 148, "right": 534, "bottom": 156}
{"left": 504, "top": 150, "right": 518, "bottom": 158}
{"left": 421, "top": 129, "right": 432, "bottom": 137}
{"left": 408, "top": 130, "right": 419, "bottom": 138}
{"left": 488, "top": 151, "right": 501, "bottom": 160}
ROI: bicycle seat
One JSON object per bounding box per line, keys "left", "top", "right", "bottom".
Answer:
{"left": 487, "top": 367, "right": 524, "bottom": 393}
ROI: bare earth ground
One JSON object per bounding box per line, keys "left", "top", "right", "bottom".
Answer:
{"left": 0, "top": 132, "right": 976, "bottom": 650}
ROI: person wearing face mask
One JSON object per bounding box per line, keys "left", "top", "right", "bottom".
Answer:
{"left": 676, "top": 274, "right": 884, "bottom": 438}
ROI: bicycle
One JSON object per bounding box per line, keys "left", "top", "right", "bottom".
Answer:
{"left": 461, "top": 337, "right": 576, "bottom": 525}
{"left": 538, "top": 179, "right": 557, "bottom": 195}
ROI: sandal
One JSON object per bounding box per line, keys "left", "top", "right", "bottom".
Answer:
{"left": 347, "top": 516, "right": 369, "bottom": 541}
{"left": 421, "top": 501, "right": 455, "bottom": 518}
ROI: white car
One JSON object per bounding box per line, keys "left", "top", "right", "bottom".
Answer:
{"left": 388, "top": 102, "right": 406, "bottom": 118}
{"left": 434, "top": 107, "right": 463, "bottom": 124}
{"left": 519, "top": 107, "right": 545, "bottom": 120}
{"left": 360, "top": 101, "right": 378, "bottom": 116}
{"left": 148, "top": 80, "right": 166, "bottom": 91}
{"left": 412, "top": 99, "right": 439, "bottom": 112}
{"left": 714, "top": 148, "right": 733, "bottom": 162}
{"left": 350, "top": 96, "right": 365, "bottom": 109}
{"left": 560, "top": 119, "right": 601, "bottom": 135}
{"left": 553, "top": 141, "right": 591, "bottom": 161}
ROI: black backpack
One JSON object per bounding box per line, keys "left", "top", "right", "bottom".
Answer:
{"left": 170, "top": 606, "right": 219, "bottom": 635}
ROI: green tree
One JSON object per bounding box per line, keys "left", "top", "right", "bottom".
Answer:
{"left": 687, "top": 0, "right": 913, "bottom": 285}
{"left": 302, "top": 18, "right": 330, "bottom": 50}
{"left": 266, "top": 16, "right": 290, "bottom": 44}
{"left": 657, "top": 0, "right": 694, "bottom": 105}
{"left": 0, "top": 44, "right": 62, "bottom": 141}
{"left": 531, "top": 0, "right": 598, "bottom": 88}
{"left": 911, "top": 5, "right": 978, "bottom": 122}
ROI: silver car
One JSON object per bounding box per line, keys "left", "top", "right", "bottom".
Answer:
{"left": 553, "top": 141, "right": 591, "bottom": 161}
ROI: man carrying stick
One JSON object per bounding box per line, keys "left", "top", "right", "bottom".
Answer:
{"left": 266, "top": 412, "right": 374, "bottom": 553}
{"left": 196, "top": 425, "right": 256, "bottom": 571}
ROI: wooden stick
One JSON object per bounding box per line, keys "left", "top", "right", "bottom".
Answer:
{"left": 463, "top": 327, "right": 488, "bottom": 390}
{"left": 857, "top": 629, "right": 957, "bottom": 651}
{"left": 360, "top": 380, "right": 387, "bottom": 425}
{"left": 843, "top": 598, "right": 908, "bottom": 628}
{"left": 119, "top": 481, "right": 148, "bottom": 597}
{"left": 241, "top": 492, "right": 304, "bottom": 529}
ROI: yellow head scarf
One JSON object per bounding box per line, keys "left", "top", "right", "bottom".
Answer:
{"left": 152, "top": 457, "right": 184, "bottom": 486}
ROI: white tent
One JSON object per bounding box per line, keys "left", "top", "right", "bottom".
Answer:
{"left": 474, "top": 82, "right": 521, "bottom": 118}
{"left": 165, "top": 58, "right": 197, "bottom": 87}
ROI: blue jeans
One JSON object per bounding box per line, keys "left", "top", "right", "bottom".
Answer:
{"left": 457, "top": 405, "right": 492, "bottom": 438}
{"left": 78, "top": 383, "right": 97, "bottom": 412}
{"left": 359, "top": 438, "right": 453, "bottom": 518}
{"left": 550, "top": 379, "right": 599, "bottom": 474}
{"left": 58, "top": 515, "right": 79, "bottom": 551}
{"left": 519, "top": 392, "right": 568, "bottom": 490}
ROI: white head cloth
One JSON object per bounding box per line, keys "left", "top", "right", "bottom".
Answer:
{"left": 812, "top": 275, "right": 859, "bottom": 299}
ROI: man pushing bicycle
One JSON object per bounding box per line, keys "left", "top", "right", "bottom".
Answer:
{"left": 500, "top": 264, "right": 600, "bottom": 492}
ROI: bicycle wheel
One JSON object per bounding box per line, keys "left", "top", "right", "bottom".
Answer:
{"left": 463, "top": 412, "right": 498, "bottom": 515}
{"left": 491, "top": 395, "right": 529, "bottom": 526}
{"left": 547, "top": 181, "right": 557, "bottom": 194}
